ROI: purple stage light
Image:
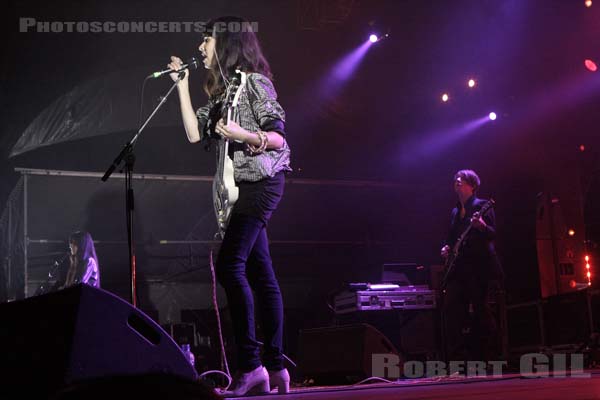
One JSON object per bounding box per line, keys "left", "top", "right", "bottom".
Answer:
{"left": 331, "top": 40, "right": 372, "bottom": 81}
{"left": 489, "top": 112, "right": 497, "bottom": 121}
{"left": 369, "top": 34, "right": 378, "bottom": 43}
{"left": 398, "top": 115, "right": 491, "bottom": 164}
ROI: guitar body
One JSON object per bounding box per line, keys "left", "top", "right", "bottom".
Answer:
{"left": 213, "top": 139, "right": 239, "bottom": 238}
{"left": 212, "top": 71, "right": 247, "bottom": 239}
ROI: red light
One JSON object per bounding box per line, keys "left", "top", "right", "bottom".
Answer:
{"left": 585, "top": 255, "right": 592, "bottom": 286}
{"left": 568, "top": 229, "right": 575, "bottom": 236}
{"left": 570, "top": 280, "right": 577, "bottom": 288}
{"left": 580, "top": 145, "right": 586, "bottom": 152}
{"left": 585, "top": 59, "right": 597, "bottom": 72}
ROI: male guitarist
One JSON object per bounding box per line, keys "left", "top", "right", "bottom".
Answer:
{"left": 169, "top": 16, "right": 291, "bottom": 396}
{"left": 440, "top": 169, "right": 503, "bottom": 365}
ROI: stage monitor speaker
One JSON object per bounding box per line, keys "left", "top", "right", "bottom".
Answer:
{"left": 0, "top": 284, "right": 197, "bottom": 398}
{"left": 298, "top": 323, "right": 399, "bottom": 384}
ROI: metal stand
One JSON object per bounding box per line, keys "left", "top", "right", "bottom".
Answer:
{"left": 438, "top": 288, "right": 449, "bottom": 364}
{"left": 101, "top": 72, "right": 185, "bottom": 307}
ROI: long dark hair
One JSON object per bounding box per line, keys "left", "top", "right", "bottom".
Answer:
{"left": 69, "top": 231, "right": 98, "bottom": 268}
{"left": 203, "top": 16, "right": 272, "bottom": 98}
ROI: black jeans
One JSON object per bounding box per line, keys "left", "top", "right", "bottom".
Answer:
{"left": 442, "top": 276, "right": 496, "bottom": 363}
{"left": 216, "top": 213, "right": 284, "bottom": 372}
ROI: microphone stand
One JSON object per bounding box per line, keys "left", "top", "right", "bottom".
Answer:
{"left": 101, "top": 71, "right": 186, "bottom": 307}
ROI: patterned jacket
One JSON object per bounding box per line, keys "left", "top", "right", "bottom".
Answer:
{"left": 196, "top": 73, "right": 291, "bottom": 182}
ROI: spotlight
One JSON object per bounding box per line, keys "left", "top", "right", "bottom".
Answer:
{"left": 468, "top": 79, "right": 476, "bottom": 88}
{"left": 441, "top": 93, "right": 449, "bottom": 102}
{"left": 580, "top": 144, "right": 586, "bottom": 152}
{"left": 369, "top": 33, "right": 389, "bottom": 43}
{"left": 585, "top": 0, "right": 592, "bottom": 7}
{"left": 568, "top": 229, "right": 576, "bottom": 236}
{"left": 489, "top": 112, "right": 497, "bottom": 121}
{"left": 585, "top": 59, "right": 597, "bottom": 72}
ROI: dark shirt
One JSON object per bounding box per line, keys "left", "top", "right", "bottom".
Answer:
{"left": 445, "top": 195, "right": 501, "bottom": 281}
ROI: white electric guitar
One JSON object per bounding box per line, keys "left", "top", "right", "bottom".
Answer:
{"left": 213, "top": 71, "right": 247, "bottom": 239}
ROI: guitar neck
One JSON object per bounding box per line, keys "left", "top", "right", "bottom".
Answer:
{"left": 452, "top": 202, "right": 493, "bottom": 251}
{"left": 226, "top": 106, "right": 233, "bottom": 126}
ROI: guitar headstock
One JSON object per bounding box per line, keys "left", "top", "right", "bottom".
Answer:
{"left": 223, "top": 75, "right": 241, "bottom": 109}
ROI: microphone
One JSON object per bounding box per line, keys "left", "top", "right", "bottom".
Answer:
{"left": 149, "top": 57, "right": 199, "bottom": 79}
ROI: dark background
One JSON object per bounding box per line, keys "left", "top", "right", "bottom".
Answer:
{"left": 1, "top": 0, "right": 600, "bottom": 334}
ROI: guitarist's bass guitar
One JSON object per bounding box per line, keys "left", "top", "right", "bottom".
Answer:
{"left": 213, "top": 71, "right": 247, "bottom": 239}
{"left": 441, "top": 198, "right": 495, "bottom": 289}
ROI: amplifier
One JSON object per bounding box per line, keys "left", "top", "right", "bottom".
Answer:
{"left": 334, "top": 286, "right": 436, "bottom": 314}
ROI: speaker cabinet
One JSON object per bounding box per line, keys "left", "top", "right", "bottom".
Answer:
{"left": 335, "top": 309, "right": 440, "bottom": 362}
{"left": 298, "top": 323, "right": 398, "bottom": 384}
{"left": 544, "top": 289, "right": 592, "bottom": 346}
{"left": 507, "top": 301, "right": 544, "bottom": 349}
{"left": 0, "top": 284, "right": 197, "bottom": 398}
{"left": 507, "top": 288, "right": 598, "bottom": 353}
{"left": 536, "top": 192, "right": 588, "bottom": 298}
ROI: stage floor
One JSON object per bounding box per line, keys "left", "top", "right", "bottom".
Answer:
{"left": 230, "top": 370, "right": 600, "bottom": 399}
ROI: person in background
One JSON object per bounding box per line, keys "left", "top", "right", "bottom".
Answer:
{"left": 61, "top": 231, "right": 100, "bottom": 289}
{"left": 440, "top": 169, "right": 503, "bottom": 364}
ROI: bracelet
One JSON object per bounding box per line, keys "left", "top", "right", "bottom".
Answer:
{"left": 246, "top": 130, "right": 269, "bottom": 154}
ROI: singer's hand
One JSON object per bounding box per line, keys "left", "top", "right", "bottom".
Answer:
{"left": 215, "top": 119, "right": 250, "bottom": 142}
{"left": 168, "top": 56, "right": 189, "bottom": 83}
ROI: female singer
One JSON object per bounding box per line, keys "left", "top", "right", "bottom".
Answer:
{"left": 169, "top": 16, "right": 291, "bottom": 395}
